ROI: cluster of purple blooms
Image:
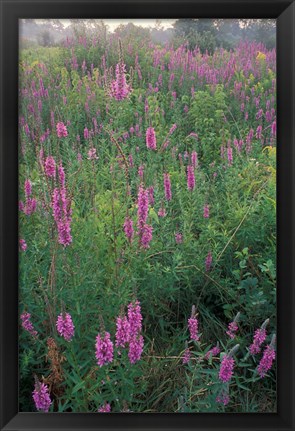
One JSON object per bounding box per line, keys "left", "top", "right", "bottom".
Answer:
{"left": 56, "top": 312, "right": 75, "bottom": 342}
{"left": 95, "top": 300, "right": 144, "bottom": 367}
{"left": 56, "top": 121, "right": 68, "bottom": 138}
{"left": 146, "top": 127, "right": 157, "bottom": 150}
{"left": 19, "top": 179, "right": 37, "bottom": 216}
{"left": 226, "top": 313, "right": 240, "bottom": 339}
{"left": 32, "top": 380, "right": 52, "bottom": 412}
{"left": 52, "top": 163, "right": 72, "bottom": 246}
{"left": 20, "top": 312, "right": 38, "bottom": 338}
{"left": 110, "top": 62, "right": 131, "bottom": 101}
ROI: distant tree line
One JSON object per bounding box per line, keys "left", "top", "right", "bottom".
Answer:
{"left": 20, "top": 18, "right": 275, "bottom": 52}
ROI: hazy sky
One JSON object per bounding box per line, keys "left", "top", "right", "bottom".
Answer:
{"left": 39, "top": 19, "right": 177, "bottom": 32}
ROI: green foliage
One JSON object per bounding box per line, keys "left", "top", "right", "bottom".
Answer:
{"left": 18, "top": 29, "right": 276, "bottom": 413}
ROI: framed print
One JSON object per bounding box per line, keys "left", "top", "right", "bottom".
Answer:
{"left": 0, "top": 0, "right": 294, "bottom": 430}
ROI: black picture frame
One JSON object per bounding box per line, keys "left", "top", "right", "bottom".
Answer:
{"left": 1, "top": 0, "right": 294, "bottom": 430}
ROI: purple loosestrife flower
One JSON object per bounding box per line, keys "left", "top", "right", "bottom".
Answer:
{"left": 44, "top": 156, "right": 56, "bottom": 178}
{"left": 227, "top": 147, "right": 233, "bottom": 166}
{"left": 137, "top": 185, "right": 149, "bottom": 230}
{"left": 219, "top": 355, "right": 235, "bottom": 383}
{"left": 110, "top": 62, "right": 131, "bottom": 100}
{"left": 226, "top": 312, "right": 240, "bottom": 339}
{"left": 226, "top": 321, "right": 238, "bottom": 339}
{"left": 128, "top": 154, "right": 134, "bottom": 168}
{"left": 205, "top": 345, "right": 221, "bottom": 360}
{"left": 25, "top": 179, "right": 32, "bottom": 198}
{"left": 250, "top": 328, "right": 267, "bottom": 355}
{"left": 140, "top": 224, "right": 153, "bottom": 249}
{"left": 123, "top": 217, "right": 134, "bottom": 242}
{"left": 256, "top": 125, "right": 263, "bottom": 140}
{"left": 249, "top": 319, "right": 269, "bottom": 355}
{"left": 271, "top": 120, "right": 276, "bottom": 136}
{"left": 19, "top": 239, "right": 27, "bottom": 251}
{"left": 164, "top": 173, "right": 172, "bottom": 201}
{"left": 56, "top": 122, "right": 68, "bottom": 138}
{"left": 98, "top": 403, "right": 111, "bottom": 412}
{"left": 128, "top": 335, "right": 144, "bottom": 364}
{"left": 84, "top": 127, "right": 89, "bottom": 139}
{"left": 188, "top": 317, "right": 199, "bottom": 341}
{"left": 146, "top": 127, "right": 157, "bottom": 150}
{"left": 95, "top": 332, "right": 114, "bottom": 367}
{"left": 52, "top": 165, "right": 72, "bottom": 247}
{"left": 175, "top": 233, "right": 183, "bottom": 244}
{"left": 87, "top": 148, "right": 98, "bottom": 160}
{"left": 138, "top": 165, "right": 144, "bottom": 179}
{"left": 187, "top": 165, "right": 195, "bottom": 191}
{"left": 216, "top": 390, "right": 230, "bottom": 406}
{"left": 203, "top": 204, "right": 210, "bottom": 218}
{"left": 115, "top": 315, "right": 130, "bottom": 348}
{"left": 22, "top": 179, "right": 36, "bottom": 215}
{"left": 127, "top": 300, "right": 142, "bottom": 337}
{"left": 56, "top": 312, "right": 75, "bottom": 341}
{"left": 158, "top": 206, "right": 166, "bottom": 217}
{"left": 20, "top": 312, "right": 38, "bottom": 337}
{"left": 182, "top": 343, "right": 191, "bottom": 364}
{"left": 32, "top": 380, "right": 52, "bottom": 412}
{"left": 169, "top": 124, "right": 177, "bottom": 135}
{"left": 188, "top": 305, "right": 199, "bottom": 341}
{"left": 257, "top": 335, "right": 276, "bottom": 377}
{"left": 205, "top": 251, "right": 212, "bottom": 272}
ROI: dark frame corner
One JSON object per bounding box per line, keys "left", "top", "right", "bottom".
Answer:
{"left": 1, "top": 1, "right": 294, "bottom": 430}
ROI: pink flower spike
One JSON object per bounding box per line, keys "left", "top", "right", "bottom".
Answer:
{"left": 146, "top": 127, "right": 157, "bottom": 150}
{"left": 164, "top": 173, "right": 172, "bottom": 201}
{"left": 21, "top": 312, "right": 38, "bottom": 338}
{"left": 257, "top": 335, "right": 276, "bottom": 377}
{"left": 128, "top": 334, "right": 144, "bottom": 364}
{"left": 32, "top": 380, "right": 52, "bottom": 412}
{"left": 98, "top": 403, "right": 111, "bottom": 413}
{"left": 115, "top": 315, "right": 130, "bottom": 348}
{"left": 44, "top": 156, "right": 56, "bottom": 178}
{"left": 56, "top": 122, "right": 68, "bottom": 138}
{"left": 219, "top": 355, "right": 235, "bottom": 383}
{"left": 95, "top": 331, "right": 114, "bottom": 367}
{"left": 19, "top": 239, "right": 27, "bottom": 251}
{"left": 56, "top": 312, "right": 75, "bottom": 341}
{"left": 187, "top": 165, "right": 195, "bottom": 191}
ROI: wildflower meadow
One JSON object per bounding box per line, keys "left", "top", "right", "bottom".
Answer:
{"left": 19, "top": 19, "right": 276, "bottom": 413}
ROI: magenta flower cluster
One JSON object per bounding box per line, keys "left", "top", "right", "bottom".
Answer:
{"left": 204, "top": 345, "right": 221, "bottom": 360}
{"left": 56, "top": 312, "right": 75, "bottom": 341}
{"left": 187, "top": 165, "right": 195, "bottom": 191}
{"left": 146, "top": 127, "right": 157, "bottom": 150}
{"left": 123, "top": 217, "right": 134, "bottom": 242}
{"left": 32, "top": 381, "right": 52, "bottom": 412}
{"left": 136, "top": 185, "right": 153, "bottom": 249}
{"left": 20, "top": 312, "right": 38, "bottom": 338}
{"left": 44, "top": 156, "right": 56, "bottom": 178}
{"left": 226, "top": 321, "right": 239, "bottom": 339}
{"left": 164, "top": 173, "right": 172, "bottom": 201}
{"left": 188, "top": 316, "right": 200, "bottom": 341}
{"left": 52, "top": 163, "right": 72, "bottom": 246}
{"left": 114, "top": 300, "right": 144, "bottom": 364}
{"left": 249, "top": 328, "right": 267, "bottom": 355}
{"left": 110, "top": 62, "right": 131, "bottom": 100}
{"left": 56, "top": 121, "right": 68, "bottom": 138}
{"left": 98, "top": 403, "right": 111, "bottom": 412}
{"left": 257, "top": 343, "right": 276, "bottom": 378}
{"left": 20, "top": 179, "right": 37, "bottom": 216}
{"left": 219, "top": 354, "right": 235, "bottom": 383}
{"left": 95, "top": 331, "right": 114, "bottom": 367}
